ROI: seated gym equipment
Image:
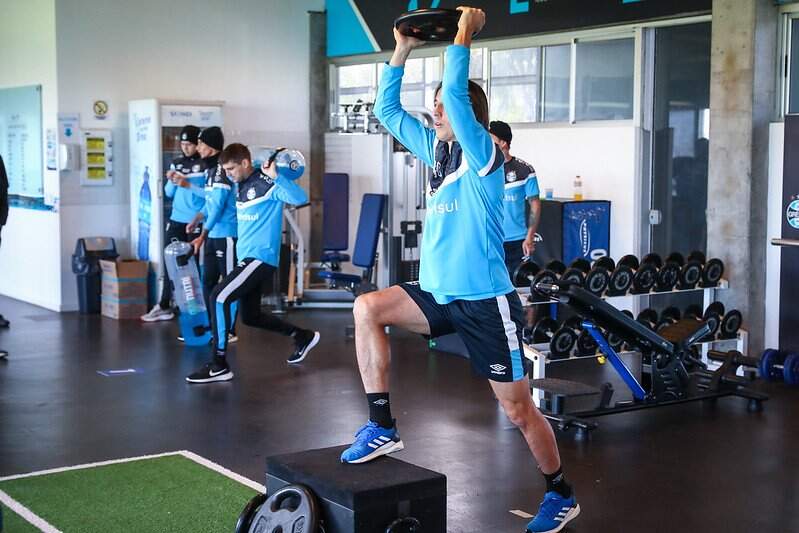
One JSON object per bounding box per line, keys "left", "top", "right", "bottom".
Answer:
{"left": 529, "top": 281, "right": 767, "bottom": 436}
{"left": 759, "top": 349, "right": 799, "bottom": 386}
{"left": 394, "top": 8, "right": 480, "bottom": 42}
{"left": 319, "top": 194, "right": 387, "bottom": 296}
{"left": 319, "top": 173, "right": 350, "bottom": 272}
{"left": 262, "top": 446, "right": 445, "bottom": 532}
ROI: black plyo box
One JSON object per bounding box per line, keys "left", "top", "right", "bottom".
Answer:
{"left": 266, "top": 445, "right": 446, "bottom": 533}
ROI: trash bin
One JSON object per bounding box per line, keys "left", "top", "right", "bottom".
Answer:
{"left": 72, "top": 237, "right": 119, "bottom": 314}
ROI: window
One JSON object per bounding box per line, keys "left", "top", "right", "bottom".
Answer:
{"left": 575, "top": 38, "right": 635, "bottom": 121}
{"left": 789, "top": 18, "right": 799, "bottom": 114}
{"left": 337, "top": 63, "right": 377, "bottom": 106}
{"left": 469, "top": 48, "right": 486, "bottom": 87}
{"left": 400, "top": 57, "right": 441, "bottom": 109}
{"left": 542, "top": 44, "right": 571, "bottom": 122}
{"left": 489, "top": 47, "right": 539, "bottom": 123}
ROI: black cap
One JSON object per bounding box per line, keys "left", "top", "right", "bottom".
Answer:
{"left": 180, "top": 125, "right": 200, "bottom": 144}
{"left": 489, "top": 121, "right": 512, "bottom": 145}
{"left": 198, "top": 126, "right": 224, "bottom": 151}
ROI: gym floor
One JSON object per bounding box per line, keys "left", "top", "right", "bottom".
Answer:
{"left": 1, "top": 295, "right": 797, "bottom": 533}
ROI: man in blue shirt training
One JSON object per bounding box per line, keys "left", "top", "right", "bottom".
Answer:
{"left": 340, "top": 8, "right": 579, "bottom": 533}
{"left": 489, "top": 120, "right": 542, "bottom": 276}
{"left": 185, "top": 143, "right": 320, "bottom": 384}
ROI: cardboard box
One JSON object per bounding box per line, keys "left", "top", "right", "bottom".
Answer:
{"left": 100, "top": 259, "right": 148, "bottom": 319}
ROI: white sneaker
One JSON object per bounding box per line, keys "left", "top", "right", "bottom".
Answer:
{"left": 140, "top": 305, "right": 175, "bottom": 322}
{"left": 228, "top": 334, "right": 239, "bottom": 344}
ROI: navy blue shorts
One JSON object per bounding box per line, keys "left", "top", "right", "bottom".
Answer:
{"left": 400, "top": 282, "right": 527, "bottom": 382}
{"left": 503, "top": 239, "right": 525, "bottom": 278}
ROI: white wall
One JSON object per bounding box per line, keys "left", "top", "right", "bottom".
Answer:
{"left": 765, "top": 122, "right": 783, "bottom": 349}
{"left": 511, "top": 124, "right": 639, "bottom": 258}
{"left": 52, "top": 0, "right": 323, "bottom": 310}
{"left": 0, "top": 0, "right": 62, "bottom": 311}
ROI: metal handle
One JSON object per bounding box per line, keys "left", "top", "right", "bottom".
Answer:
{"left": 771, "top": 238, "right": 799, "bottom": 247}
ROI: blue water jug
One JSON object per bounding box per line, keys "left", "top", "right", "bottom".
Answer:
{"left": 137, "top": 166, "right": 151, "bottom": 261}
{"left": 164, "top": 240, "right": 211, "bottom": 346}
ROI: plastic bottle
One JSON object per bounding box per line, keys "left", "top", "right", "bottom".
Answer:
{"left": 164, "top": 241, "right": 211, "bottom": 346}
{"left": 137, "top": 166, "right": 151, "bottom": 260}
{"left": 251, "top": 147, "right": 306, "bottom": 181}
{"left": 573, "top": 175, "right": 583, "bottom": 201}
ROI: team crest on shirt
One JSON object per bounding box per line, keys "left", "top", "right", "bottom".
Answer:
{"left": 506, "top": 170, "right": 517, "bottom": 182}
{"left": 192, "top": 164, "right": 202, "bottom": 173}
{"left": 247, "top": 187, "right": 256, "bottom": 200}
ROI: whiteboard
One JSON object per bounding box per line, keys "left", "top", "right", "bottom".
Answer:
{"left": 0, "top": 85, "right": 43, "bottom": 199}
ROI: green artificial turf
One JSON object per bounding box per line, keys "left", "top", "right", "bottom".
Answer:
{"left": 0, "top": 454, "right": 258, "bottom": 532}
{"left": 1, "top": 502, "right": 42, "bottom": 533}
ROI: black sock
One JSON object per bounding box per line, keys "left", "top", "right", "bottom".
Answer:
{"left": 543, "top": 468, "right": 572, "bottom": 498}
{"left": 214, "top": 351, "right": 227, "bottom": 364}
{"left": 366, "top": 393, "right": 393, "bottom": 429}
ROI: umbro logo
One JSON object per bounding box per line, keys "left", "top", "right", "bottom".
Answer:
{"left": 490, "top": 364, "right": 507, "bottom": 374}
{"left": 372, "top": 399, "right": 388, "bottom": 406}
{"left": 216, "top": 250, "right": 224, "bottom": 258}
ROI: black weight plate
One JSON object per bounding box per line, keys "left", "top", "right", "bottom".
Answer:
{"left": 531, "top": 317, "right": 558, "bottom": 343}
{"left": 661, "top": 306, "right": 681, "bottom": 323}
{"left": 394, "top": 8, "right": 479, "bottom": 42}
{"left": 637, "top": 308, "right": 658, "bottom": 325}
{"left": 576, "top": 330, "right": 598, "bottom": 356}
{"left": 618, "top": 254, "right": 640, "bottom": 270}
{"left": 561, "top": 268, "right": 585, "bottom": 286}
{"left": 545, "top": 260, "right": 567, "bottom": 275}
{"left": 720, "top": 310, "right": 743, "bottom": 338}
{"left": 248, "top": 484, "right": 320, "bottom": 533}
{"left": 594, "top": 256, "right": 616, "bottom": 271}
{"left": 607, "top": 331, "right": 624, "bottom": 351}
{"left": 608, "top": 266, "right": 633, "bottom": 294}
{"left": 665, "top": 252, "right": 684, "bottom": 266}
{"left": 236, "top": 493, "right": 268, "bottom": 533}
{"left": 702, "top": 258, "right": 725, "bottom": 285}
{"left": 684, "top": 304, "right": 703, "bottom": 320}
{"left": 680, "top": 261, "right": 702, "bottom": 288}
{"left": 570, "top": 258, "right": 591, "bottom": 273}
{"left": 621, "top": 309, "right": 634, "bottom": 319}
{"left": 550, "top": 327, "right": 577, "bottom": 358}
{"left": 641, "top": 252, "right": 663, "bottom": 269}
{"left": 513, "top": 260, "right": 539, "bottom": 287}
{"left": 585, "top": 268, "right": 610, "bottom": 295}
{"left": 704, "top": 302, "right": 725, "bottom": 319}
{"left": 688, "top": 250, "right": 706, "bottom": 264}
{"left": 533, "top": 269, "right": 558, "bottom": 289}
{"left": 632, "top": 264, "right": 657, "bottom": 292}
{"left": 655, "top": 263, "right": 680, "bottom": 291}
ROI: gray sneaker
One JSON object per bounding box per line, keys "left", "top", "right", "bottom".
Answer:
{"left": 140, "top": 305, "right": 175, "bottom": 322}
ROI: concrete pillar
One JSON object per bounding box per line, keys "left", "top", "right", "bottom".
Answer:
{"left": 707, "top": 0, "right": 777, "bottom": 352}
{"left": 308, "top": 11, "right": 328, "bottom": 261}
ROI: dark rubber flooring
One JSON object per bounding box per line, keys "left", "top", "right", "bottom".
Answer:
{"left": 1, "top": 295, "right": 798, "bottom": 533}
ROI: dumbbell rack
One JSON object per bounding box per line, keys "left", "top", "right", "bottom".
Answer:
{"left": 518, "top": 279, "right": 749, "bottom": 407}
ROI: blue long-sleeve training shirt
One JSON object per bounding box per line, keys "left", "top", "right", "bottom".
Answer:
{"left": 374, "top": 45, "right": 512, "bottom": 304}
{"left": 235, "top": 169, "right": 307, "bottom": 267}
{"left": 200, "top": 159, "right": 237, "bottom": 239}
{"left": 502, "top": 157, "right": 540, "bottom": 242}
{"left": 165, "top": 153, "right": 206, "bottom": 223}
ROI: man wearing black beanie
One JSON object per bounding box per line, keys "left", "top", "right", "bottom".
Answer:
{"left": 141, "top": 124, "right": 206, "bottom": 323}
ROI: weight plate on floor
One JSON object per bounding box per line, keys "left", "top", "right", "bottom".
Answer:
{"left": 608, "top": 266, "right": 633, "bottom": 294}
{"left": 585, "top": 268, "right": 610, "bottom": 295}
{"left": 575, "top": 330, "right": 598, "bottom": 356}
{"left": 719, "top": 310, "right": 742, "bottom": 339}
{"left": 759, "top": 349, "right": 783, "bottom": 382}
{"left": 513, "top": 260, "right": 539, "bottom": 287}
{"left": 641, "top": 252, "right": 663, "bottom": 269}
{"left": 245, "top": 484, "right": 320, "bottom": 533}
{"left": 550, "top": 327, "right": 577, "bottom": 358}
{"left": 679, "top": 261, "right": 702, "bottom": 289}
{"left": 702, "top": 258, "right": 725, "bottom": 285}
{"left": 236, "top": 493, "right": 268, "bottom": 533}
{"left": 783, "top": 353, "right": 799, "bottom": 386}
{"left": 632, "top": 264, "right": 657, "bottom": 292}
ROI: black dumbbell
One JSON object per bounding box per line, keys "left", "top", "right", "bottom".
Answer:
{"left": 759, "top": 349, "right": 799, "bottom": 385}
{"left": 560, "top": 259, "right": 588, "bottom": 286}
{"left": 569, "top": 258, "right": 610, "bottom": 296}
{"left": 627, "top": 254, "right": 658, "bottom": 294}
{"left": 565, "top": 317, "right": 599, "bottom": 357}
{"left": 684, "top": 304, "right": 703, "bottom": 321}
{"left": 655, "top": 306, "right": 681, "bottom": 331}
{"left": 619, "top": 309, "right": 635, "bottom": 351}
{"left": 529, "top": 317, "right": 577, "bottom": 359}
{"left": 701, "top": 302, "right": 725, "bottom": 340}
{"left": 719, "top": 308, "right": 743, "bottom": 340}
{"left": 513, "top": 260, "right": 559, "bottom": 290}
{"left": 606, "top": 255, "right": 635, "bottom": 296}
{"left": 636, "top": 308, "right": 658, "bottom": 330}
{"left": 667, "top": 251, "right": 704, "bottom": 290}
{"left": 653, "top": 253, "right": 681, "bottom": 292}
{"left": 545, "top": 260, "right": 567, "bottom": 277}
{"left": 687, "top": 250, "right": 725, "bottom": 288}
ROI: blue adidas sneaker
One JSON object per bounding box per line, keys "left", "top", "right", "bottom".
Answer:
{"left": 340, "top": 420, "right": 405, "bottom": 464}
{"left": 526, "top": 491, "right": 580, "bottom": 533}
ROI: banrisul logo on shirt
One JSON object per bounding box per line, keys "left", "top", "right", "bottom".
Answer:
{"left": 428, "top": 198, "right": 459, "bottom": 215}
{"left": 580, "top": 219, "right": 591, "bottom": 255}
{"left": 787, "top": 198, "right": 799, "bottom": 229}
